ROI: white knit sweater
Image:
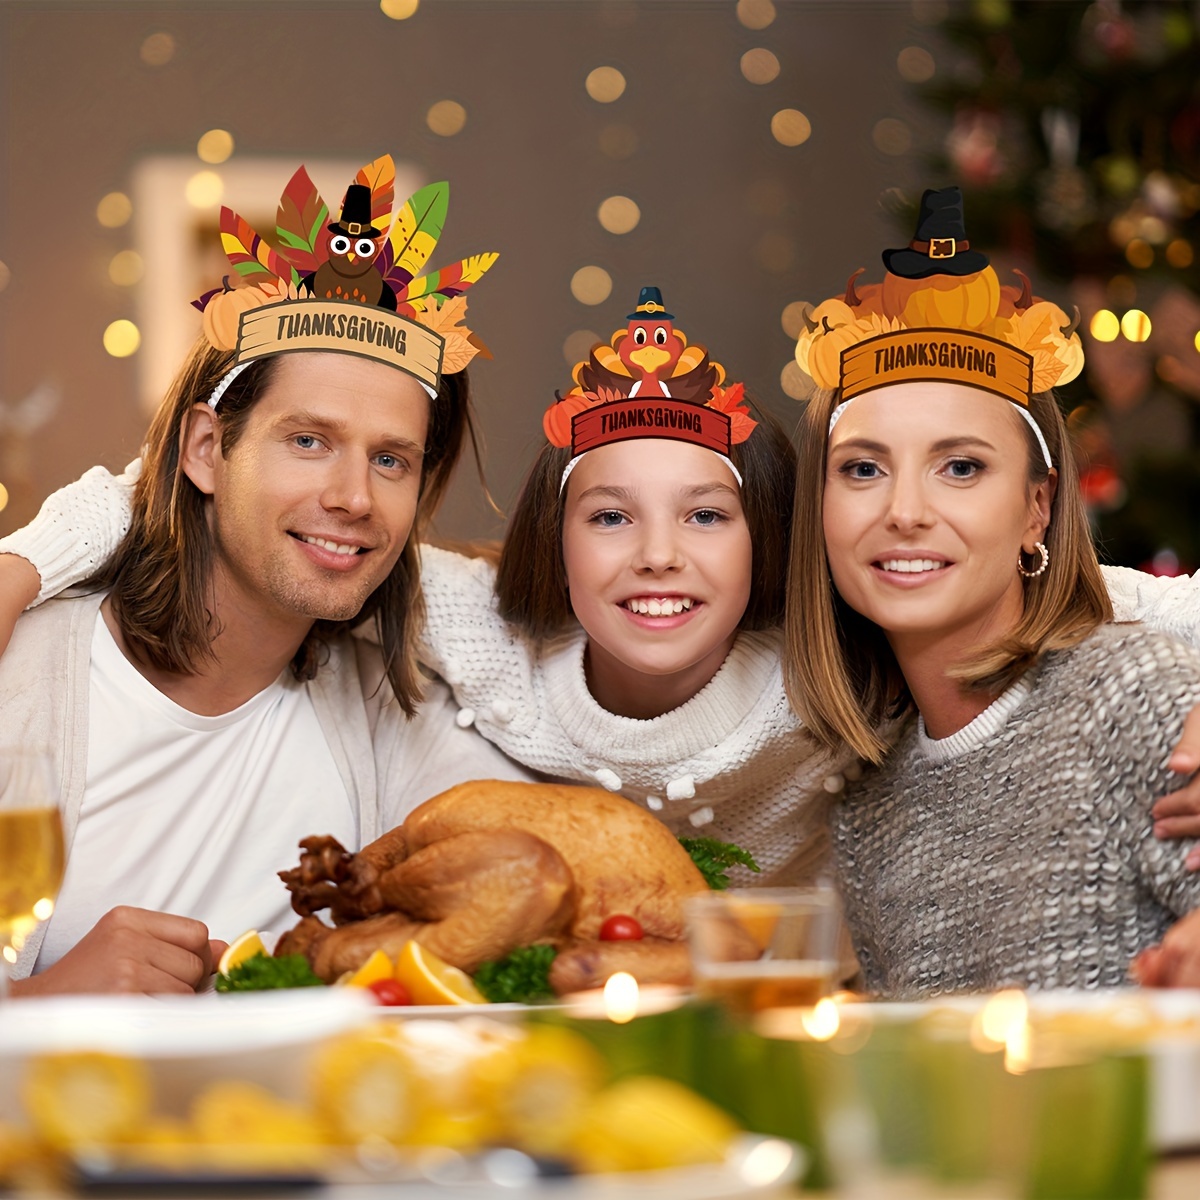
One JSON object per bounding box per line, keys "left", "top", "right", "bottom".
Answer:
{"left": 0, "top": 466, "right": 846, "bottom": 886}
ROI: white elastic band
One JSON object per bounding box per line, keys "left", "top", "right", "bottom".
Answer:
{"left": 828, "top": 395, "right": 1053, "bottom": 471}
{"left": 206, "top": 359, "right": 437, "bottom": 410}
{"left": 558, "top": 448, "right": 743, "bottom": 494}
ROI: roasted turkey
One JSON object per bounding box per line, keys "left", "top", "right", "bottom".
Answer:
{"left": 275, "top": 780, "right": 710, "bottom": 991}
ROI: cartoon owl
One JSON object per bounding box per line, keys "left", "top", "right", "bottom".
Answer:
{"left": 301, "top": 184, "right": 397, "bottom": 310}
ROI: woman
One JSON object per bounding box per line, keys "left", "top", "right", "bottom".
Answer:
{"left": 786, "top": 186, "right": 1200, "bottom": 997}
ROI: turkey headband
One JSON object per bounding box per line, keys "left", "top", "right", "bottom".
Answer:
{"left": 194, "top": 154, "right": 497, "bottom": 407}
{"left": 543, "top": 287, "right": 758, "bottom": 490}
{"left": 795, "top": 186, "right": 1084, "bottom": 471}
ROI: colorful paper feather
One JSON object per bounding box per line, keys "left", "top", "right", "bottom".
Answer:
{"left": 354, "top": 155, "right": 395, "bottom": 232}
{"left": 383, "top": 182, "right": 450, "bottom": 293}
{"left": 274, "top": 167, "right": 328, "bottom": 278}
{"left": 219, "top": 208, "right": 294, "bottom": 282}
{"left": 402, "top": 251, "right": 500, "bottom": 304}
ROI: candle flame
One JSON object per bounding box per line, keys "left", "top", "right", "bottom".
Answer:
{"left": 800, "top": 997, "right": 840, "bottom": 1041}
{"left": 603, "top": 972, "right": 639, "bottom": 1023}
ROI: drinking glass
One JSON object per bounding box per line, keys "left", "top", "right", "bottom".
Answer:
{"left": 685, "top": 886, "right": 842, "bottom": 1015}
{"left": 0, "top": 748, "right": 64, "bottom": 997}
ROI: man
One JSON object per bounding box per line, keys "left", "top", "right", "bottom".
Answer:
{"left": 1, "top": 157, "right": 524, "bottom": 995}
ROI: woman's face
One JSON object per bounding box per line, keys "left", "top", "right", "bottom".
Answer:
{"left": 561, "top": 438, "right": 752, "bottom": 718}
{"left": 822, "top": 381, "right": 1052, "bottom": 656}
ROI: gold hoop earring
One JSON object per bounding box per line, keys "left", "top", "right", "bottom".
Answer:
{"left": 1017, "top": 541, "right": 1049, "bottom": 579}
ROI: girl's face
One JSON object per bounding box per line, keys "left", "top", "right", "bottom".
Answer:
{"left": 823, "top": 381, "right": 1052, "bottom": 658}
{"left": 561, "top": 439, "right": 752, "bottom": 718}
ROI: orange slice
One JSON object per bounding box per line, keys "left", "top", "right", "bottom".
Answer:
{"left": 218, "top": 930, "right": 266, "bottom": 975}
{"left": 346, "top": 948, "right": 394, "bottom": 989}
{"left": 394, "top": 940, "right": 486, "bottom": 1005}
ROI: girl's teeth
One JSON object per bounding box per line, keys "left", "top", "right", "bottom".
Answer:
{"left": 881, "top": 559, "right": 942, "bottom": 573}
{"left": 626, "top": 598, "right": 694, "bottom": 615}
{"left": 303, "top": 535, "right": 358, "bottom": 556}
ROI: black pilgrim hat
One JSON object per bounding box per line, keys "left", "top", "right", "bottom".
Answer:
{"left": 882, "top": 187, "right": 991, "bottom": 279}
{"left": 327, "top": 184, "right": 384, "bottom": 239}
{"left": 627, "top": 286, "right": 675, "bottom": 320}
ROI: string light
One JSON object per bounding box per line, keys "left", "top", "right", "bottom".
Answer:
{"left": 103, "top": 320, "right": 141, "bottom": 357}
{"left": 1089, "top": 310, "right": 1120, "bottom": 342}
{"left": 1125, "top": 239, "right": 1154, "bottom": 269}
{"left": 1121, "top": 309, "right": 1151, "bottom": 342}
{"left": 197, "top": 129, "right": 234, "bottom": 164}
{"left": 586, "top": 67, "right": 626, "bottom": 103}
{"left": 563, "top": 330, "right": 600, "bottom": 365}
{"left": 140, "top": 32, "right": 175, "bottom": 66}
{"left": 736, "top": 0, "right": 776, "bottom": 30}
{"left": 0, "top": 261, "right": 10, "bottom": 293}
{"left": 780, "top": 360, "right": 814, "bottom": 401}
{"left": 570, "top": 266, "right": 613, "bottom": 306}
{"left": 597, "top": 196, "right": 640, "bottom": 234}
{"left": 380, "top": 0, "right": 419, "bottom": 17}
{"left": 185, "top": 171, "right": 223, "bottom": 208}
{"left": 897, "top": 46, "right": 935, "bottom": 82}
{"left": 426, "top": 101, "right": 467, "bottom": 137}
{"left": 740, "top": 48, "right": 780, "bottom": 84}
{"left": 0, "top": 483, "right": 8, "bottom": 514}
{"left": 108, "top": 251, "right": 143, "bottom": 287}
{"left": 96, "top": 192, "right": 132, "bottom": 228}
{"left": 872, "top": 118, "right": 912, "bottom": 155}
{"left": 780, "top": 301, "right": 811, "bottom": 339}
{"left": 1193, "top": 331, "right": 1200, "bottom": 354}
{"left": 1166, "top": 239, "right": 1194, "bottom": 268}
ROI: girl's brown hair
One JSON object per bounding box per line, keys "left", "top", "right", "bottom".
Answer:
{"left": 784, "top": 386, "right": 1113, "bottom": 763}
{"left": 90, "top": 339, "right": 476, "bottom": 716}
{"left": 495, "top": 401, "right": 797, "bottom": 639}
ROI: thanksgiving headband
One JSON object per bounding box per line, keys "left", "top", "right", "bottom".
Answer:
{"left": 193, "top": 155, "right": 497, "bottom": 399}
{"left": 543, "top": 288, "right": 757, "bottom": 470}
{"left": 795, "top": 187, "right": 1083, "bottom": 448}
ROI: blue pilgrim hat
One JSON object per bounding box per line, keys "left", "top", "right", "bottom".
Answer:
{"left": 627, "top": 286, "right": 675, "bottom": 320}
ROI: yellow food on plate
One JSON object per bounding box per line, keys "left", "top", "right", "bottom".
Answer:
{"left": 346, "top": 947, "right": 394, "bottom": 988}
{"left": 571, "top": 1075, "right": 739, "bottom": 1173}
{"left": 395, "top": 940, "right": 486, "bottom": 1005}
{"left": 191, "top": 1080, "right": 328, "bottom": 1167}
{"left": 310, "top": 1030, "right": 428, "bottom": 1144}
{"left": 469, "top": 1026, "right": 606, "bottom": 1155}
{"left": 22, "top": 1052, "right": 150, "bottom": 1147}
{"left": 218, "top": 929, "right": 266, "bottom": 975}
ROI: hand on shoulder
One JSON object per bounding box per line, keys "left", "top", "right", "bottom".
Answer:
{"left": 12, "top": 906, "right": 224, "bottom": 996}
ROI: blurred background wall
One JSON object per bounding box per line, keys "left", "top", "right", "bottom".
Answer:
{"left": 2, "top": 0, "right": 1199, "bottom": 570}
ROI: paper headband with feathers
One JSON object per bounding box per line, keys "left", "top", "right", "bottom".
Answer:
{"left": 543, "top": 288, "right": 757, "bottom": 481}
{"left": 192, "top": 154, "right": 497, "bottom": 400}
{"left": 794, "top": 187, "right": 1083, "bottom": 469}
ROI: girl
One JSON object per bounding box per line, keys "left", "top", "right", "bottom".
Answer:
{"left": 786, "top": 187, "right": 1200, "bottom": 996}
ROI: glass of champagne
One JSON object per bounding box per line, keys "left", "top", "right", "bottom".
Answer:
{"left": 685, "top": 886, "right": 842, "bottom": 1016}
{"left": 0, "top": 748, "right": 64, "bottom": 997}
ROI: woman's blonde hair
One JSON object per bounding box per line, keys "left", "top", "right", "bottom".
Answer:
{"left": 784, "top": 385, "right": 1113, "bottom": 763}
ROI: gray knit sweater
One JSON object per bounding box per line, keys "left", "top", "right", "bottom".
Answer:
{"left": 834, "top": 624, "right": 1200, "bottom": 999}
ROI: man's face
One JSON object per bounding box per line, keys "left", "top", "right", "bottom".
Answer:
{"left": 205, "top": 353, "right": 429, "bottom": 633}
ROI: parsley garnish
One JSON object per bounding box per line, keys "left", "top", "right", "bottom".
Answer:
{"left": 473, "top": 944, "right": 558, "bottom": 1004}
{"left": 678, "top": 837, "right": 761, "bottom": 890}
{"left": 215, "top": 952, "right": 325, "bottom": 992}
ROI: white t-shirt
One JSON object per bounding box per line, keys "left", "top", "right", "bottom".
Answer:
{"left": 36, "top": 613, "right": 354, "bottom": 968}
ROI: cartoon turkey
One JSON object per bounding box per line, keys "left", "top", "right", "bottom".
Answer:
{"left": 573, "top": 287, "right": 723, "bottom": 402}
{"left": 300, "top": 183, "right": 397, "bottom": 310}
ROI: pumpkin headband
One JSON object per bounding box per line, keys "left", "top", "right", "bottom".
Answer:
{"left": 193, "top": 154, "right": 497, "bottom": 406}
{"left": 796, "top": 187, "right": 1083, "bottom": 469}
{"left": 543, "top": 287, "right": 757, "bottom": 489}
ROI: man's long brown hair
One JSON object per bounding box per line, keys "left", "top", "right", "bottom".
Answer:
{"left": 89, "top": 339, "right": 476, "bottom": 716}
{"left": 784, "top": 386, "right": 1113, "bottom": 763}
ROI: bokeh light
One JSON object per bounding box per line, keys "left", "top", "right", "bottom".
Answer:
{"left": 781, "top": 300, "right": 811, "bottom": 339}
{"left": 780, "top": 360, "right": 815, "bottom": 401}
{"left": 598, "top": 196, "right": 641, "bottom": 234}
{"left": 103, "top": 319, "right": 141, "bottom": 357}
{"left": 0, "top": 261, "right": 10, "bottom": 293}
{"left": 872, "top": 118, "right": 912, "bottom": 155}
{"left": 563, "top": 330, "right": 601, "bottom": 365}
{"left": 380, "top": 0, "right": 419, "bottom": 17}
{"left": 897, "top": 46, "right": 935, "bottom": 82}
{"left": 97, "top": 192, "right": 133, "bottom": 228}
{"left": 1125, "top": 239, "right": 1154, "bottom": 269}
{"left": 185, "top": 171, "right": 224, "bottom": 208}
{"left": 1121, "top": 309, "right": 1151, "bottom": 342}
{"left": 755, "top": 231, "right": 795, "bottom": 273}
{"left": 771, "top": 109, "right": 811, "bottom": 146}
{"left": 737, "top": 0, "right": 776, "bottom": 30}
{"left": 912, "top": 0, "right": 950, "bottom": 22}
{"left": 1167, "top": 239, "right": 1194, "bottom": 268}
{"left": 427, "top": 100, "right": 467, "bottom": 136}
{"left": 1194, "top": 330, "right": 1200, "bottom": 354}
{"left": 571, "top": 266, "right": 613, "bottom": 306}
{"left": 140, "top": 32, "right": 175, "bottom": 66}
{"left": 0, "top": 482, "right": 8, "bottom": 513}
{"left": 746, "top": 179, "right": 787, "bottom": 218}
{"left": 197, "top": 129, "right": 234, "bottom": 164}
{"left": 1089, "top": 309, "right": 1120, "bottom": 342}
{"left": 741, "top": 48, "right": 780, "bottom": 84}
{"left": 586, "top": 66, "right": 626, "bottom": 103}
{"left": 108, "top": 251, "right": 144, "bottom": 287}
{"left": 599, "top": 123, "right": 638, "bottom": 159}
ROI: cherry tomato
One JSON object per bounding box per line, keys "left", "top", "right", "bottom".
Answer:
{"left": 599, "top": 914, "right": 644, "bottom": 941}
{"left": 367, "top": 978, "right": 412, "bottom": 1006}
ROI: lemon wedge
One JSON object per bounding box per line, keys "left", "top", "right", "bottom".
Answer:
{"left": 218, "top": 929, "right": 266, "bottom": 975}
{"left": 395, "top": 940, "right": 485, "bottom": 1005}
{"left": 346, "top": 948, "right": 394, "bottom": 989}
